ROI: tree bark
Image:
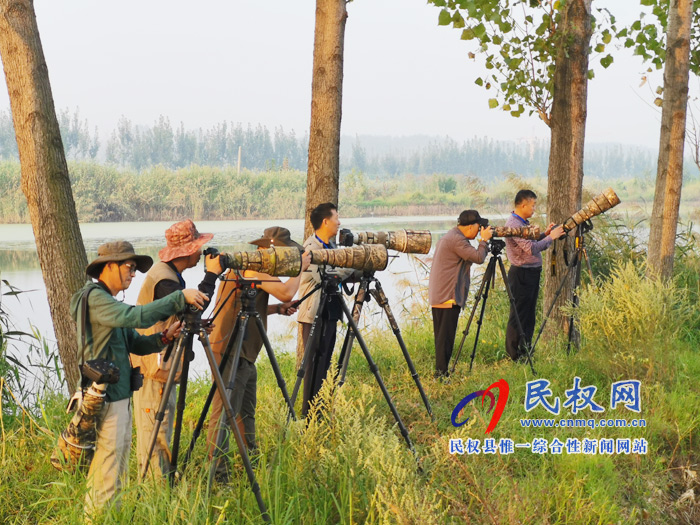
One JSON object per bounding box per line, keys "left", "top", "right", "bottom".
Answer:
{"left": 543, "top": 0, "right": 592, "bottom": 339}
{"left": 304, "top": 0, "right": 347, "bottom": 239}
{"left": 0, "top": 0, "right": 87, "bottom": 392}
{"left": 646, "top": 0, "right": 693, "bottom": 280}
{"left": 298, "top": 0, "right": 348, "bottom": 367}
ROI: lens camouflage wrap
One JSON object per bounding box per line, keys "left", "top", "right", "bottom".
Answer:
{"left": 309, "top": 245, "right": 389, "bottom": 272}
{"left": 492, "top": 225, "right": 542, "bottom": 240}
{"left": 351, "top": 230, "right": 432, "bottom": 254}
{"left": 220, "top": 246, "right": 302, "bottom": 277}
{"left": 50, "top": 382, "right": 108, "bottom": 473}
{"left": 563, "top": 187, "right": 621, "bottom": 232}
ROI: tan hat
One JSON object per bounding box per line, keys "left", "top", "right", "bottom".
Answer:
{"left": 86, "top": 241, "right": 153, "bottom": 279}
{"left": 249, "top": 226, "right": 302, "bottom": 250}
{"left": 158, "top": 219, "right": 214, "bottom": 262}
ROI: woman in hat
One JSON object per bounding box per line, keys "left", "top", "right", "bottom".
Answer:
{"left": 70, "top": 240, "right": 207, "bottom": 519}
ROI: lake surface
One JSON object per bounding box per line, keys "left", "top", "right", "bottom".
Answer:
{"left": 1, "top": 216, "right": 462, "bottom": 396}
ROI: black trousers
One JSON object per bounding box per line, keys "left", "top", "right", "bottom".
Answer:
{"left": 301, "top": 319, "right": 338, "bottom": 417}
{"left": 432, "top": 305, "right": 462, "bottom": 376}
{"left": 505, "top": 265, "right": 541, "bottom": 360}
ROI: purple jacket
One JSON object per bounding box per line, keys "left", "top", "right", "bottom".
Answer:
{"left": 504, "top": 212, "right": 552, "bottom": 268}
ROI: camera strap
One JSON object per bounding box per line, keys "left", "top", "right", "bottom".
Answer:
{"left": 79, "top": 286, "right": 97, "bottom": 369}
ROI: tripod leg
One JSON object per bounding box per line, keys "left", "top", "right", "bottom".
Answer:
{"left": 200, "top": 334, "right": 270, "bottom": 522}
{"left": 339, "top": 299, "right": 421, "bottom": 469}
{"left": 181, "top": 315, "right": 242, "bottom": 472}
{"left": 289, "top": 288, "right": 327, "bottom": 414}
{"left": 370, "top": 283, "right": 434, "bottom": 421}
{"left": 450, "top": 261, "right": 491, "bottom": 375}
{"left": 468, "top": 261, "right": 494, "bottom": 373}
{"left": 566, "top": 254, "right": 583, "bottom": 355}
{"left": 530, "top": 251, "right": 579, "bottom": 356}
{"left": 167, "top": 333, "right": 194, "bottom": 486}
{"left": 141, "top": 333, "right": 188, "bottom": 482}
{"left": 209, "top": 313, "right": 250, "bottom": 484}
{"left": 337, "top": 280, "right": 368, "bottom": 387}
{"left": 496, "top": 257, "right": 536, "bottom": 375}
{"left": 255, "top": 314, "right": 297, "bottom": 420}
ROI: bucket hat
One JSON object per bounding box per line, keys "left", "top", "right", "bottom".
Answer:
{"left": 158, "top": 219, "right": 214, "bottom": 262}
{"left": 249, "top": 226, "right": 302, "bottom": 250}
{"left": 86, "top": 241, "right": 153, "bottom": 279}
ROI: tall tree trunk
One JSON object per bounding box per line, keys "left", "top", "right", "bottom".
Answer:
{"left": 647, "top": 0, "right": 693, "bottom": 280}
{"left": 0, "top": 0, "right": 87, "bottom": 392}
{"left": 304, "top": 0, "right": 347, "bottom": 239}
{"left": 298, "top": 0, "right": 348, "bottom": 366}
{"left": 543, "top": 0, "right": 592, "bottom": 340}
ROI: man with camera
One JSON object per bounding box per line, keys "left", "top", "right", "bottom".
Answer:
{"left": 71, "top": 241, "right": 207, "bottom": 519}
{"left": 298, "top": 202, "right": 356, "bottom": 416}
{"left": 428, "top": 210, "right": 493, "bottom": 378}
{"left": 206, "top": 226, "right": 310, "bottom": 480}
{"left": 504, "top": 189, "right": 565, "bottom": 361}
{"left": 131, "top": 219, "right": 222, "bottom": 481}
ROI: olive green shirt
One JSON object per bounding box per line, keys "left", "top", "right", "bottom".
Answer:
{"left": 70, "top": 281, "right": 186, "bottom": 401}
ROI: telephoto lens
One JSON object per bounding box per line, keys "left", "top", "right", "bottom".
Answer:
{"left": 309, "top": 244, "right": 389, "bottom": 272}
{"left": 219, "top": 246, "right": 302, "bottom": 277}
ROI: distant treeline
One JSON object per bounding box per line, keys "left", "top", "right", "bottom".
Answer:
{"left": 2, "top": 109, "right": 695, "bottom": 180}
{"left": 2, "top": 160, "right": 696, "bottom": 224}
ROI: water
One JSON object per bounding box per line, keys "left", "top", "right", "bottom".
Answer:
{"left": 0, "top": 217, "right": 460, "bottom": 395}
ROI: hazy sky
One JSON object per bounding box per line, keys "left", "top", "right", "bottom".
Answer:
{"left": 0, "top": 0, "right": 688, "bottom": 149}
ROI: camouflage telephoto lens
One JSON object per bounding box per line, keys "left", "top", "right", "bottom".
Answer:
{"left": 220, "top": 246, "right": 302, "bottom": 277}
{"left": 491, "top": 225, "right": 542, "bottom": 240}
{"left": 344, "top": 230, "right": 432, "bottom": 254}
{"left": 309, "top": 244, "right": 389, "bottom": 272}
{"left": 563, "top": 187, "right": 621, "bottom": 232}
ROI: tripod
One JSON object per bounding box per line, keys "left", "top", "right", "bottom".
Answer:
{"left": 141, "top": 279, "right": 295, "bottom": 523}
{"left": 530, "top": 221, "right": 593, "bottom": 356}
{"left": 450, "top": 240, "right": 536, "bottom": 375}
{"left": 336, "top": 272, "right": 434, "bottom": 421}
{"left": 288, "top": 270, "right": 421, "bottom": 465}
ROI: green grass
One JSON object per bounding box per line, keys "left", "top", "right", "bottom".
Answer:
{"left": 2, "top": 244, "right": 700, "bottom": 523}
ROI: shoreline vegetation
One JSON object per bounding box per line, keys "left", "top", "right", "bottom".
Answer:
{"left": 1, "top": 160, "right": 699, "bottom": 225}
{"left": 1, "top": 237, "right": 699, "bottom": 522}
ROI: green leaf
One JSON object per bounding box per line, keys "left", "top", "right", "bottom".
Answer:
{"left": 475, "top": 77, "right": 484, "bottom": 86}
{"left": 656, "top": 86, "right": 663, "bottom": 95}
{"left": 492, "top": 34, "right": 503, "bottom": 45}
{"left": 453, "top": 11, "right": 466, "bottom": 29}
{"left": 473, "top": 23, "right": 487, "bottom": 39}
{"left": 438, "top": 9, "right": 452, "bottom": 26}
{"left": 602, "top": 31, "right": 612, "bottom": 44}
{"left": 631, "top": 20, "right": 642, "bottom": 31}
{"left": 461, "top": 28, "right": 476, "bottom": 40}
{"left": 587, "top": 69, "right": 595, "bottom": 80}
{"left": 640, "top": 0, "right": 654, "bottom": 5}
{"left": 488, "top": 98, "right": 499, "bottom": 109}
{"left": 600, "top": 55, "right": 614, "bottom": 68}
{"left": 595, "top": 43, "right": 605, "bottom": 53}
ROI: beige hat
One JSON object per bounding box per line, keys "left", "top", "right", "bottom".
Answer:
{"left": 86, "top": 241, "right": 153, "bottom": 279}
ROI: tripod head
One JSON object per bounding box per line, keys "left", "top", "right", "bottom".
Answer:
{"left": 488, "top": 239, "right": 506, "bottom": 256}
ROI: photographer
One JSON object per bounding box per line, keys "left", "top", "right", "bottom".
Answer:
{"left": 132, "top": 219, "right": 222, "bottom": 480}
{"left": 504, "top": 189, "right": 565, "bottom": 361}
{"left": 428, "top": 210, "right": 492, "bottom": 378}
{"left": 206, "top": 226, "right": 310, "bottom": 481}
{"left": 71, "top": 241, "right": 207, "bottom": 519}
{"left": 297, "top": 202, "right": 356, "bottom": 416}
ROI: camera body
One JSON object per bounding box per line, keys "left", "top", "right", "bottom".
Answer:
{"left": 80, "top": 359, "right": 120, "bottom": 388}
{"left": 130, "top": 366, "right": 144, "bottom": 392}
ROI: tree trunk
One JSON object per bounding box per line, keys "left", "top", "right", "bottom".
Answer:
{"left": 304, "top": 0, "right": 347, "bottom": 239}
{"left": 0, "top": 0, "right": 87, "bottom": 392}
{"left": 646, "top": 0, "right": 693, "bottom": 280}
{"left": 298, "top": 0, "right": 348, "bottom": 367}
{"left": 543, "top": 0, "right": 592, "bottom": 340}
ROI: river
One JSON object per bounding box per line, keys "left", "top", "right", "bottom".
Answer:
{"left": 1, "top": 216, "right": 460, "bottom": 397}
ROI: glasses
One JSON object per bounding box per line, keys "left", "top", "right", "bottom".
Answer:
{"left": 121, "top": 262, "right": 137, "bottom": 275}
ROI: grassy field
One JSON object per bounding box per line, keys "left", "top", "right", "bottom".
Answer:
{"left": 1, "top": 234, "right": 699, "bottom": 524}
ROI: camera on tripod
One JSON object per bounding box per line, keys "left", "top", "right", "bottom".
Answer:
{"left": 338, "top": 229, "right": 432, "bottom": 254}
{"left": 219, "top": 246, "right": 303, "bottom": 277}
{"left": 562, "top": 188, "right": 621, "bottom": 232}
{"left": 488, "top": 239, "right": 506, "bottom": 255}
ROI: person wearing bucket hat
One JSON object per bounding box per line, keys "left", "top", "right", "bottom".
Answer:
{"left": 131, "top": 219, "right": 223, "bottom": 481}
{"left": 71, "top": 240, "right": 208, "bottom": 519}
{"left": 206, "top": 226, "right": 310, "bottom": 481}
{"left": 504, "top": 190, "right": 564, "bottom": 361}
{"left": 428, "top": 210, "right": 493, "bottom": 379}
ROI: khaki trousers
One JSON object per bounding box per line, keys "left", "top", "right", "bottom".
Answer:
{"left": 133, "top": 376, "right": 176, "bottom": 480}
{"left": 85, "top": 398, "right": 131, "bottom": 519}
